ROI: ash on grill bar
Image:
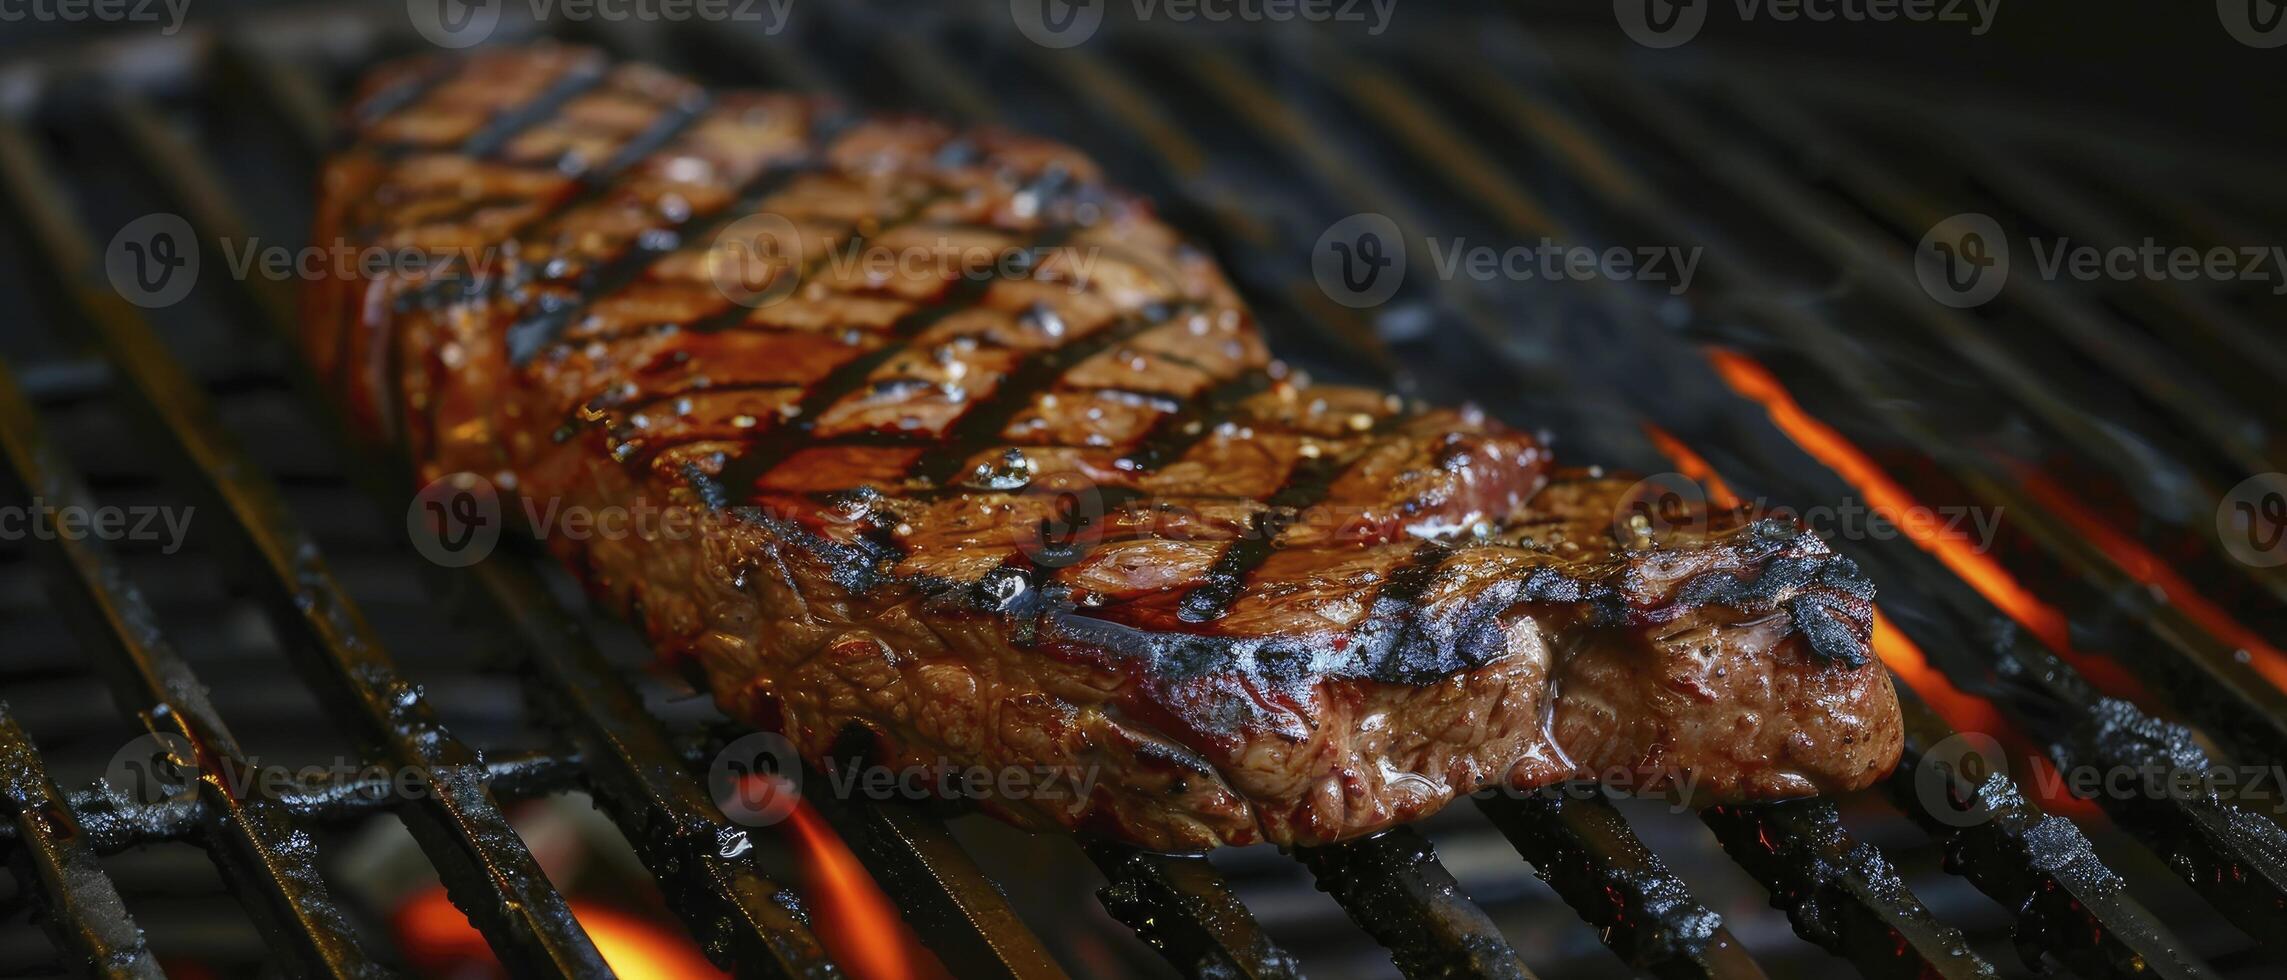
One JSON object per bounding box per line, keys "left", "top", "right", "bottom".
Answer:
{"left": 0, "top": 3, "right": 2280, "bottom": 979}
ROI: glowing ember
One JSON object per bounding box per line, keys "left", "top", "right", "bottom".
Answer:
{"left": 395, "top": 888, "right": 724, "bottom": 980}
{"left": 2015, "top": 467, "right": 2287, "bottom": 694}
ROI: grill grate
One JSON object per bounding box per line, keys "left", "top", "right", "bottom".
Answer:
{"left": 0, "top": 4, "right": 2281, "bottom": 979}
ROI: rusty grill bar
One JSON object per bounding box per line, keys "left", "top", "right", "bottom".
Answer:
{"left": 0, "top": 5, "right": 2280, "bottom": 979}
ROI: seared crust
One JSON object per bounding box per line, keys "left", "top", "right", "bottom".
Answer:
{"left": 310, "top": 47, "right": 1902, "bottom": 850}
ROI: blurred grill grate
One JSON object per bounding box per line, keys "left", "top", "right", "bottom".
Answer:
{"left": 0, "top": 4, "right": 2280, "bottom": 979}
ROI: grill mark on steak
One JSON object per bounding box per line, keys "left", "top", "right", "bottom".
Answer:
{"left": 396, "top": 65, "right": 716, "bottom": 465}
{"left": 908, "top": 300, "right": 1188, "bottom": 488}
{"left": 314, "top": 47, "right": 1904, "bottom": 850}
{"left": 502, "top": 160, "right": 825, "bottom": 366}
{"left": 703, "top": 223, "right": 1079, "bottom": 502}
{"left": 456, "top": 62, "right": 611, "bottom": 161}
{"left": 1173, "top": 447, "right": 1349, "bottom": 624}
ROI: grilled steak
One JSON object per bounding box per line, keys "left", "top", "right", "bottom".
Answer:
{"left": 309, "top": 47, "right": 1903, "bottom": 850}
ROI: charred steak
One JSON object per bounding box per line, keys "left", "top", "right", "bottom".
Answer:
{"left": 309, "top": 47, "right": 1903, "bottom": 850}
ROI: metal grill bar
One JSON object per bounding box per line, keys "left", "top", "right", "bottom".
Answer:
{"left": 0, "top": 349, "right": 383, "bottom": 979}
{"left": 1886, "top": 698, "right": 2218, "bottom": 980}
{"left": 1275, "top": 33, "right": 2248, "bottom": 978}
{"left": 1552, "top": 57, "right": 2287, "bottom": 760}
{"left": 798, "top": 776, "right": 1069, "bottom": 980}
{"left": 1294, "top": 828, "right": 1536, "bottom": 980}
{"left": 1111, "top": 33, "right": 1993, "bottom": 977}
{"left": 1474, "top": 791, "right": 1766, "bottom": 980}
{"left": 1498, "top": 54, "right": 2287, "bottom": 961}
{"left": 1731, "top": 88, "right": 2280, "bottom": 477}
{"left": 0, "top": 752, "right": 586, "bottom": 852}
{"left": 1696, "top": 800, "right": 1992, "bottom": 980}
{"left": 0, "top": 119, "right": 613, "bottom": 979}
{"left": 100, "top": 86, "right": 844, "bottom": 980}
{"left": 1087, "top": 845, "right": 1305, "bottom": 980}
{"left": 0, "top": 704, "right": 162, "bottom": 980}
{"left": 1430, "top": 47, "right": 2254, "bottom": 976}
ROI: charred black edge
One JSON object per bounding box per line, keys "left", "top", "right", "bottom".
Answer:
{"left": 716, "top": 474, "right": 1878, "bottom": 687}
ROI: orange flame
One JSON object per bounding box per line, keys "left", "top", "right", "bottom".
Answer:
{"left": 395, "top": 889, "right": 725, "bottom": 980}
{"left": 1704, "top": 348, "right": 2142, "bottom": 696}
{"left": 739, "top": 776, "right": 938, "bottom": 980}
{"left": 1654, "top": 370, "right": 2100, "bottom": 816}
{"left": 2014, "top": 468, "right": 2287, "bottom": 694}
{"left": 1640, "top": 423, "right": 1741, "bottom": 510}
